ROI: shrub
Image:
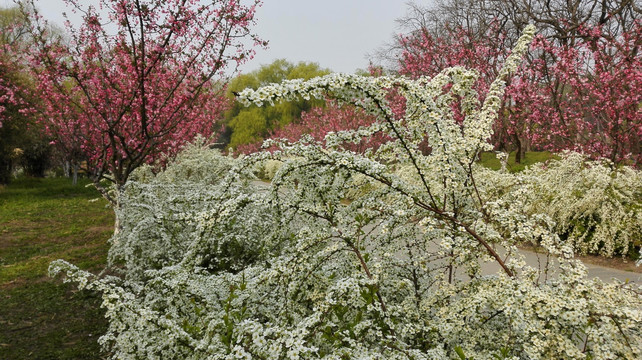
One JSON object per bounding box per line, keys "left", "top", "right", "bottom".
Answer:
{"left": 252, "top": 158, "right": 284, "bottom": 181}
{"left": 51, "top": 26, "right": 642, "bottom": 359}
{"left": 524, "top": 153, "right": 642, "bottom": 258}
{"left": 108, "top": 140, "right": 270, "bottom": 281}
{"left": 478, "top": 152, "right": 642, "bottom": 258}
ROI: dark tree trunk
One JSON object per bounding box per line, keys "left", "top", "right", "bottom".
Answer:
{"left": 514, "top": 136, "right": 525, "bottom": 164}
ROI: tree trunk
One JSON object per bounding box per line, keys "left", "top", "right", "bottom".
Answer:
{"left": 515, "top": 137, "right": 524, "bottom": 164}
{"left": 72, "top": 162, "right": 78, "bottom": 186}
{"left": 112, "top": 195, "right": 122, "bottom": 238}
{"left": 92, "top": 178, "right": 122, "bottom": 236}
{"left": 63, "top": 160, "right": 71, "bottom": 178}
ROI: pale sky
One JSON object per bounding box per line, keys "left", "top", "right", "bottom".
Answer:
{"left": 2, "top": 0, "right": 415, "bottom": 74}
{"left": 245, "top": 0, "right": 410, "bottom": 73}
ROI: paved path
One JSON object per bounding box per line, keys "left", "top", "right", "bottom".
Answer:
{"left": 473, "top": 246, "right": 640, "bottom": 283}
{"left": 521, "top": 249, "right": 640, "bottom": 283}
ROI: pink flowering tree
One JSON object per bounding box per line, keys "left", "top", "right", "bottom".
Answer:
{"left": 0, "top": 4, "right": 42, "bottom": 184}
{"left": 524, "top": 24, "right": 642, "bottom": 164}
{"left": 22, "top": 0, "right": 263, "bottom": 200}
{"left": 0, "top": 58, "right": 22, "bottom": 129}
{"left": 397, "top": 20, "right": 642, "bottom": 165}
{"left": 0, "top": 53, "right": 28, "bottom": 183}
{"left": 238, "top": 100, "right": 387, "bottom": 154}
{"left": 0, "top": 4, "right": 31, "bottom": 130}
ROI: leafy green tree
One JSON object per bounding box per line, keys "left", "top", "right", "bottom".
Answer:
{"left": 224, "top": 59, "right": 330, "bottom": 150}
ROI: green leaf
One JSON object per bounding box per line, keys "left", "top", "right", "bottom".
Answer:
{"left": 454, "top": 346, "right": 468, "bottom": 360}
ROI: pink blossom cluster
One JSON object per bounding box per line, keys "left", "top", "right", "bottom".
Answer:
{"left": 0, "top": 51, "right": 25, "bottom": 128}
{"left": 0, "top": 45, "right": 39, "bottom": 132}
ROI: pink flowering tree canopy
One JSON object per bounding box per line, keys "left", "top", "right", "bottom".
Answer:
{"left": 397, "top": 20, "right": 642, "bottom": 165}
{"left": 524, "top": 25, "right": 642, "bottom": 164}
{"left": 22, "top": 0, "right": 264, "bottom": 199}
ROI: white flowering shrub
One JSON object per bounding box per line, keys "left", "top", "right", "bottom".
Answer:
{"left": 477, "top": 152, "right": 642, "bottom": 258}
{"left": 108, "top": 141, "right": 276, "bottom": 281}
{"left": 132, "top": 137, "right": 238, "bottom": 185}
{"left": 524, "top": 153, "right": 642, "bottom": 258}
{"left": 50, "top": 26, "right": 642, "bottom": 359}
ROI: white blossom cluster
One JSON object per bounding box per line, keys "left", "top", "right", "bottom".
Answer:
{"left": 476, "top": 152, "right": 642, "bottom": 258}
{"left": 107, "top": 139, "right": 274, "bottom": 281}
{"left": 50, "top": 26, "right": 642, "bottom": 359}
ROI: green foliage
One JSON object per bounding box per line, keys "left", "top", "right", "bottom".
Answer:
{"left": 224, "top": 59, "right": 329, "bottom": 149}
{"left": 20, "top": 139, "right": 51, "bottom": 177}
{"left": 454, "top": 346, "right": 468, "bottom": 360}
{"left": 0, "top": 4, "right": 29, "bottom": 46}
{"left": 0, "top": 113, "right": 51, "bottom": 183}
{"left": 479, "top": 151, "right": 557, "bottom": 172}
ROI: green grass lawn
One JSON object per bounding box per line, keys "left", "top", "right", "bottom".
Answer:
{"left": 479, "top": 151, "right": 558, "bottom": 172}
{"left": 0, "top": 177, "right": 114, "bottom": 359}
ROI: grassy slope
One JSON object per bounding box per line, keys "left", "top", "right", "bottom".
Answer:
{"left": 0, "top": 177, "right": 113, "bottom": 359}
